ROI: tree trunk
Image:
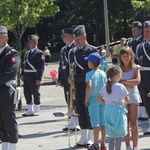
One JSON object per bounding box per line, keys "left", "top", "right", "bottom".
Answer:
{"left": 17, "top": 37, "right": 22, "bottom": 111}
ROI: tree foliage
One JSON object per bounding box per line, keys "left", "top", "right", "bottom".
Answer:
{"left": 0, "top": 0, "right": 59, "bottom": 50}
{"left": 54, "top": 0, "right": 135, "bottom": 41}
{"left": 131, "top": 0, "right": 150, "bottom": 10}
{"left": 56, "top": 0, "right": 149, "bottom": 40}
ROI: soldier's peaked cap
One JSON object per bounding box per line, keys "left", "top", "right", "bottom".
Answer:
{"left": 28, "top": 35, "right": 39, "bottom": 41}
{"left": 143, "top": 21, "right": 150, "bottom": 28}
{"left": 132, "top": 21, "right": 142, "bottom": 28}
{"left": 61, "top": 28, "right": 74, "bottom": 35}
{"left": 73, "top": 25, "right": 85, "bottom": 37}
{"left": 0, "top": 26, "right": 8, "bottom": 34}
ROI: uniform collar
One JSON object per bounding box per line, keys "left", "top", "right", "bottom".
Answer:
{"left": 147, "top": 42, "right": 150, "bottom": 45}
{"left": 67, "top": 41, "right": 74, "bottom": 48}
{"left": 78, "top": 42, "right": 87, "bottom": 49}
{"left": 30, "top": 47, "right": 37, "bottom": 53}
{"left": 0, "top": 44, "right": 8, "bottom": 54}
{"left": 134, "top": 36, "right": 142, "bottom": 41}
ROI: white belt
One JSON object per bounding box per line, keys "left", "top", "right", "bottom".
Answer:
{"left": 141, "top": 67, "right": 150, "bottom": 71}
{"left": 62, "top": 66, "right": 66, "bottom": 70}
{"left": 24, "top": 69, "right": 37, "bottom": 73}
{"left": 5, "top": 80, "right": 16, "bottom": 86}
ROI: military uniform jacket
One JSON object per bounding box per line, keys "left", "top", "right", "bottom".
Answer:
{"left": 136, "top": 42, "right": 150, "bottom": 87}
{"left": 22, "top": 48, "right": 45, "bottom": 82}
{"left": 0, "top": 46, "right": 20, "bottom": 102}
{"left": 58, "top": 42, "right": 76, "bottom": 86}
{"left": 71, "top": 43, "right": 97, "bottom": 93}
{"left": 125, "top": 36, "right": 145, "bottom": 63}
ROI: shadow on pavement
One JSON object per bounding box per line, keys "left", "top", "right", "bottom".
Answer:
{"left": 18, "top": 118, "right": 67, "bottom": 125}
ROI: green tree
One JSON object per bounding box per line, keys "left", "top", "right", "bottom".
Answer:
{"left": 0, "top": 0, "right": 59, "bottom": 110}
{"left": 131, "top": 0, "right": 150, "bottom": 10}
{"left": 0, "top": 0, "right": 59, "bottom": 55}
{"left": 52, "top": 0, "right": 135, "bottom": 43}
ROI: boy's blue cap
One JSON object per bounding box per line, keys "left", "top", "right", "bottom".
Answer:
{"left": 84, "top": 53, "right": 101, "bottom": 63}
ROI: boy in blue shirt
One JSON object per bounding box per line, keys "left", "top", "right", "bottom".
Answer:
{"left": 84, "top": 53, "right": 107, "bottom": 150}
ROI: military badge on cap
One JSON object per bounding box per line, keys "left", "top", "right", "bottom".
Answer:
{"left": 0, "top": 26, "right": 8, "bottom": 34}
{"left": 143, "top": 21, "right": 150, "bottom": 28}
{"left": 28, "top": 35, "right": 39, "bottom": 41}
{"left": 132, "top": 21, "right": 142, "bottom": 28}
{"left": 73, "top": 25, "right": 86, "bottom": 37}
{"left": 61, "top": 28, "right": 74, "bottom": 35}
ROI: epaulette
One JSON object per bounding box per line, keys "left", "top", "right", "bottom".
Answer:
{"left": 89, "top": 45, "right": 98, "bottom": 51}
{"left": 138, "top": 41, "right": 145, "bottom": 48}
{"left": 8, "top": 47, "right": 17, "bottom": 54}
{"left": 60, "top": 46, "right": 66, "bottom": 53}
{"left": 61, "top": 45, "right": 66, "bottom": 50}
{"left": 124, "top": 38, "right": 133, "bottom": 46}
{"left": 10, "top": 49, "right": 16, "bottom": 52}
{"left": 39, "top": 49, "right": 43, "bottom": 53}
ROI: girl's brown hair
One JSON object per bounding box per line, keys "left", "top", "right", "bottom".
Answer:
{"left": 106, "top": 65, "right": 122, "bottom": 94}
{"left": 119, "top": 46, "right": 135, "bottom": 70}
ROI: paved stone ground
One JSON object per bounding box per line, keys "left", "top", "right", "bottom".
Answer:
{"left": 0, "top": 61, "right": 150, "bottom": 150}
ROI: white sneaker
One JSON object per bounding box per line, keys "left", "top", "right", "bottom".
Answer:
{"left": 133, "top": 146, "right": 138, "bottom": 150}
{"left": 126, "top": 146, "right": 132, "bottom": 150}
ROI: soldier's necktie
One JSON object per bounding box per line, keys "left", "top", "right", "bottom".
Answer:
{"left": 147, "top": 43, "right": 149, "bottom": 48}
{"left": 79, "top": 47, "right": 82, "bottom": 51}
{"left": 28, "top": 50, "right": 32, "bottom": 56}
{"left": 134, "top": 39, "right": 137, "bottom": 44}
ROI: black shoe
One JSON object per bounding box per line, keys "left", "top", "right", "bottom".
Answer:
{"left": 140, "top": 118, "right": 149, "bottom": 121}
{"left": 85, "top": 143, "right": 92, "bottom": 148}
{"left": 143, "top": 131, "right": 150, "bottom": 135}
{"left": 22, "top": 113, "right": 33, "bottom": 117}
{"left": 138, "top": 117, "right": 142, "bottom": 120}
{"left": 18, "top": 134, "right": 23, "bottom": 138}
{"left": 62, "top": 127, "right": 74, "bottom": 131}
{"left": 74, "top": 143, "right": 86, "bottom": 148}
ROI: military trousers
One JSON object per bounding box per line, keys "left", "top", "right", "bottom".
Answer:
{"left": 23, "top": 81, "right": 40, "bottom": 105}
{"left": 138, "top": 85, "right": 150, "bottom": 118}
{"left": 76, "top": 91, "right": 92, "bottom": 129}
{"left": 0, "top": 102, "right": 18, "bottom": 143}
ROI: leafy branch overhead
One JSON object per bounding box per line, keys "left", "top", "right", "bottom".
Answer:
{"left": 131, "top": 0, "right": 150, "bottom": 10}
{"left": 0, "top": 0, "right": 59, "bottom": 38}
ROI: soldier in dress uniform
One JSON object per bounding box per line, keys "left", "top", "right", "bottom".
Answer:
{"left": 58, "top": 28, "right": 80, "bottom": 131}
{"left": 21, "top": 35, "right": 45, "bottom": 116}
{"left": 0, "top": 26, "right": 20, "bottom": 150}
{"left": 125, "top": 21, "right": 145, "bottom": 63}
{"left": 136, "top": 20, "right": 150, "bottom": 135}
{"left": 70, "top": 25, "right": 97, "bottom": 148}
